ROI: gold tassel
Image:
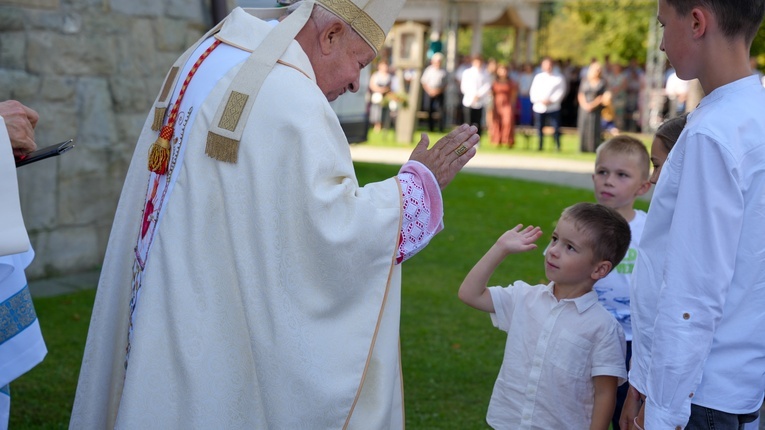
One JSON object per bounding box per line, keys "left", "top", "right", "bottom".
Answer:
{"left": 148, "top": 125, "right": 173, "bottom": 174}
{"left": 151, "top": 107, "right": 167, "bottom": 132}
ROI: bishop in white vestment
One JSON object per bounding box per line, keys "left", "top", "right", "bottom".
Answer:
{"left": 71, "top": 1, "right": 479, "bottom": 429}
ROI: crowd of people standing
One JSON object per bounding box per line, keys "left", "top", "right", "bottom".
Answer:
{"left": 448, "top": 54, "right": 650, "bottom": 152}
{"left": 366, "top": 51, "right": 701, "bottom": 153}
{"left": 359, "top": 52, "right": 654, "bottom": 152}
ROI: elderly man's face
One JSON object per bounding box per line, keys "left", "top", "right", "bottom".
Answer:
{"left": 314, "top": 27, "right": 376, "bottom": 102}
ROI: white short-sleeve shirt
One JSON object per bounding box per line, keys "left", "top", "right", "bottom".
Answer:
{"left": 487, "top": 281, "right": 626, "bottom": 430}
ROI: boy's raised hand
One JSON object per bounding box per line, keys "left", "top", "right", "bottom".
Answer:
{"left": 496, "top": 224, "right": 543, "bottom": 255}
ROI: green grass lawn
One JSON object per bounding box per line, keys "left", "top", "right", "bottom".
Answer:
{"left": 9, "top": 160, "right": 649, "bottom": 429}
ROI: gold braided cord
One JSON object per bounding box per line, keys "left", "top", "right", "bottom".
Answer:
{"left": 317, "top": 0, "right": 384, "bottom": 53}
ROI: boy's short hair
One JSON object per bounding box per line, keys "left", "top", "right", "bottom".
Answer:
{"left": 654, "top": 113, "right": 688, "bottom": 153}
{"left": 665, "top": 0, "right": 765, "bottom": 44}
{"left": 560, "top": 203, "right": 631, "bottom": 272}
{"left": 595, "top": 135, "right": 651, "bottom": 180}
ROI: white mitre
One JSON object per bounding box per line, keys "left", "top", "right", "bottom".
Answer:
{"left": 243, "top": 0, "right": 403, "bottom": 55}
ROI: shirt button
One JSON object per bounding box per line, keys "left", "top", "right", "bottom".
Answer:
{"left": 683, "top": 312, "right": 691, "bottom": 320}
{"left": 689, "top": 392, "right": 694, "bottom": 398}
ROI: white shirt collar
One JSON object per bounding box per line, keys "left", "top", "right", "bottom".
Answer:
{"left": 543, "top": 282, "right": 600, "bottom": 313}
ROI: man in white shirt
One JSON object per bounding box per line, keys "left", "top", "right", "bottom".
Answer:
{"left": 529, "top": 57, "right": 566, "bottom": 151}
{"left": 420, "top": 52, "right": 447, "bottom": 132}
{"left": 460, "top": 55, "right": 492, "bottom": 136}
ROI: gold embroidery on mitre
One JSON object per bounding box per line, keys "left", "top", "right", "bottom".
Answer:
{"left": 206, "top": 131, "right": 240, "bottom": 164}
{"left": 317, "top": 0, "right": 385, "bottom": 53}
{"left": 218, "top": 91, "right": 249, "bottom": 132}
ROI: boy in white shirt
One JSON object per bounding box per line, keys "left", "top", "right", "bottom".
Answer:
{"left": 459, "top": 203, "right": 630, "bottom": 430}
{"left": 625, "top": 0, "right": 765, "bottom": 428}
{"left": 591, "top": 136, "right": 651, "bottom": 429}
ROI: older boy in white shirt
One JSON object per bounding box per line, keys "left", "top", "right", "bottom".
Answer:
{"left": 529, "top": 57, "right": 566, "bottom": 151}
{"left": 625, "top": 0, "right": 765, "bottom": 428}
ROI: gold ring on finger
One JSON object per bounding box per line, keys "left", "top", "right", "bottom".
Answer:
{"left": 454, "top": 145, "right": 468, "bottom": 156}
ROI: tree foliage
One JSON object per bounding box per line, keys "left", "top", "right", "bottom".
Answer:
{"left": 454, "top": 0, "right": 765, "bottom": 69}
{"left": 544, "top": 0, "right": 655, "bottom": 65}
{"left": 456, "top": 27, "right": 515, "bottom": 64}
{"left": 543, "top": 0, "right": 765, "bottom": 68}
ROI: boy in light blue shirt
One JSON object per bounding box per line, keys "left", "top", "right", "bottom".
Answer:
{"left": 590, "top": 135, "right": 651, "bottom": 429}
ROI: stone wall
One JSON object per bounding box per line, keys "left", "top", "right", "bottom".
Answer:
{"left": 0, "top": 0, "right": 215, "bottom": 278}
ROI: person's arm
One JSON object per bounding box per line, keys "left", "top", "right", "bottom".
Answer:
{"left": 578, "top": 90, "right": 590, "bottom": 112}
{"left": 619, "top": 363, "right": 644, "bottom": 430}
{"left": 0, "top": 100, "right": 38, "bottom": 157}
{"left": 458, "top": 225, "right": 542, "bottom": 313}
{"left": 591, "top": 94, "right": 604, "bottom": 109}
{"left": 528, "top": 76, "right": 541, "bottom": 104}
{"left": 591, "top": 83, "right": 606, "bottom": 108}
{"left": 590, "top": 375, "right": 618, "bottom": 430}
{"left": 644, "top": 134, "right": 741, "bottom": 428}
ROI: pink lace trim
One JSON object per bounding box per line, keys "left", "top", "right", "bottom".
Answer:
{"left": 395, "top": 161, "right": 443, "bottom": 264}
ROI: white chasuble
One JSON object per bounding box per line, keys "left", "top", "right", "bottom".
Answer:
{"left": 71, "top": 8, "right": 405, "bottom": 429}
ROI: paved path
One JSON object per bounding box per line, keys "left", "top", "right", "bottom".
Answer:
{"left": 29, "top": 270, "right": 100, "bottom": 298}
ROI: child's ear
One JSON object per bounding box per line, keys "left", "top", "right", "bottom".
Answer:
{"left": 636, "top": 179, "right": 652, "bottom": 197}
{"left": 591, "top": 260, "right": 613, "bottom": 281}
{"left": 690, "top": 7, "right": 709, "bottom": 39}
